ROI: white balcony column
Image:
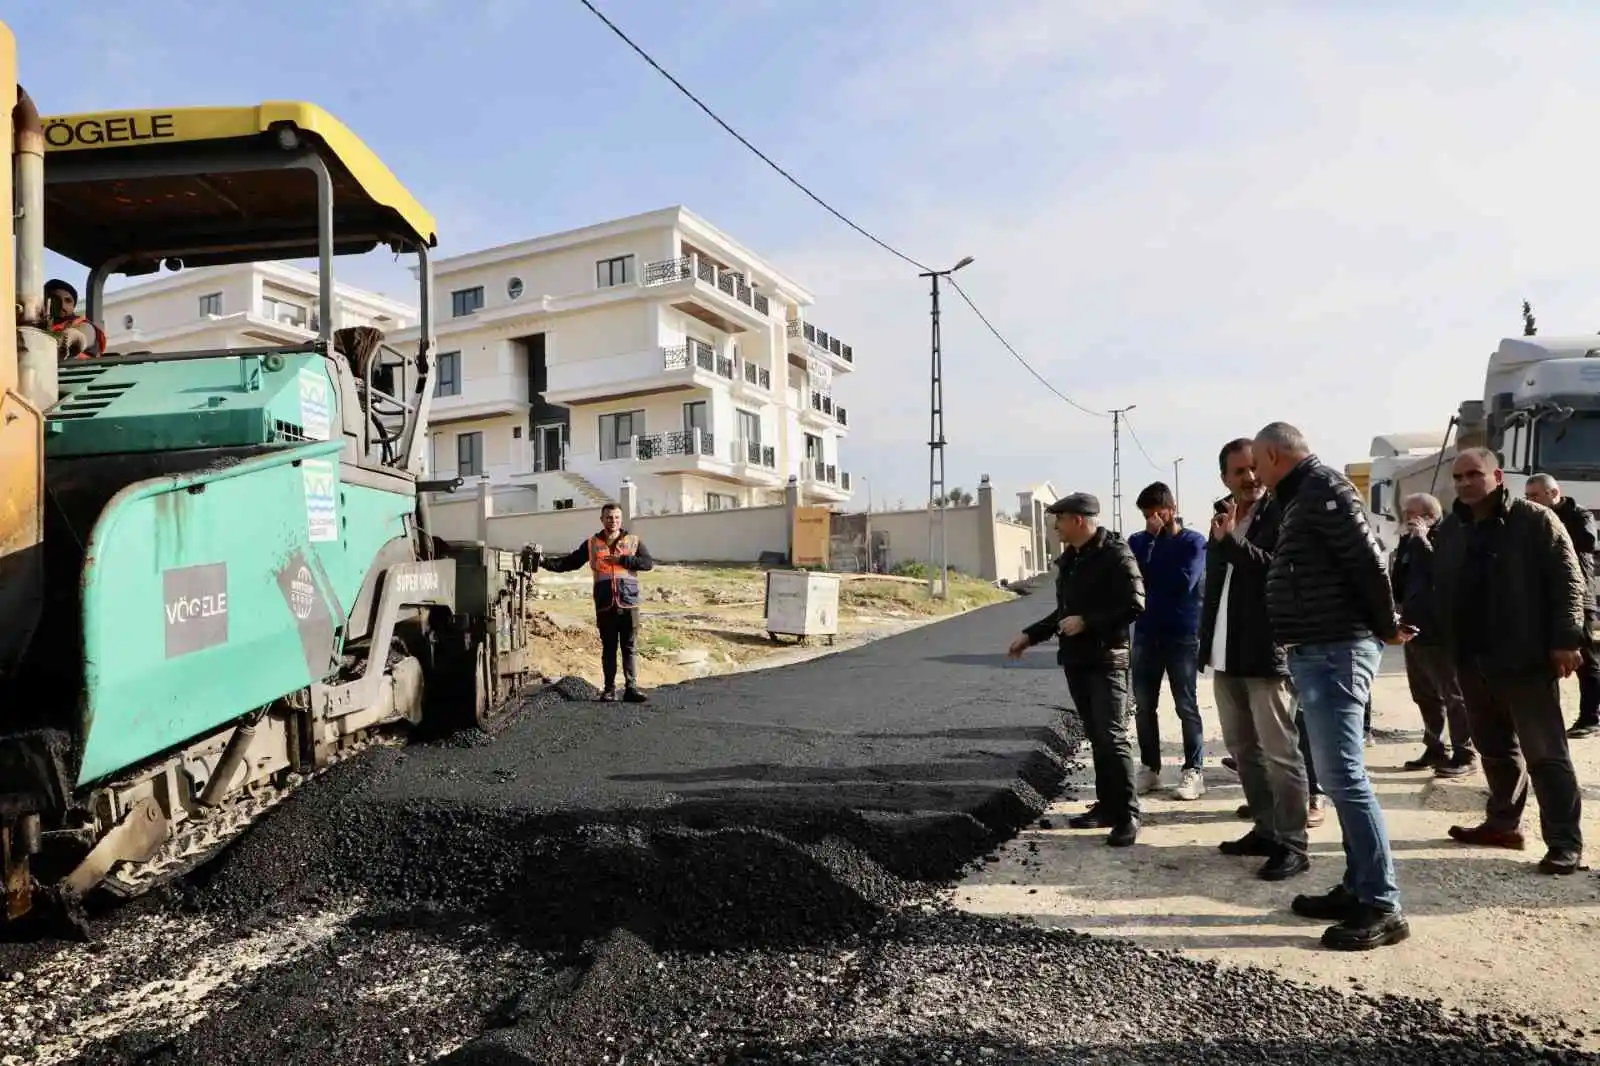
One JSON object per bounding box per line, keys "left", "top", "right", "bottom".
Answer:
{"left": 692, "top": 427, "right": 702, "bottom": 456}
{"left": 628, "top": 434, "right": 639, "bottom": 461}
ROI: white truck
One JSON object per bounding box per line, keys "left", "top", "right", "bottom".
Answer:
{"left": 1360, "top": 432, "right": 1447, "bottom": 554}
{"left": 1469, "top": 335, "right": 1600, "bottom": 509}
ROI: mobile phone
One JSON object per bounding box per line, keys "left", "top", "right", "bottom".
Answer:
{"left": 1213, "top": 499, "right": 1230, "bottom": 515}
{"left": 1399, "top": 624, "right": 1420, "bottom": 636}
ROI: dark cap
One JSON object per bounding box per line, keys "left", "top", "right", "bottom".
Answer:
{"left": 1046, "top": 492, "right": 1099, "bottom": 517}
{"left": 44, "top": 278, "right": 77, "bottom": 301}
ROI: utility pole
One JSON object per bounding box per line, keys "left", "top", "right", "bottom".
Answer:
{"left": 1109, "top": 405, "right": 1136, "bottom": 534}
{"left": 918, "top": 255, "right": 974, "bottom": 599}
{"left": 1173, "top": 457, "right": 1184, "bottom": 515}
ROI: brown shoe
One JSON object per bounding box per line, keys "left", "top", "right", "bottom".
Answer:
{"left": 1307, "top": 796, "right": 1327, "bottom": 828}
{"left": 1448, "top": 823, "right": 1526, "bottom": 850}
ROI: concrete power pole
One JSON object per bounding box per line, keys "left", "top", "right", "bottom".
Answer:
{"left": 1110, "top": 405, "right": 1136, "bottom": 533}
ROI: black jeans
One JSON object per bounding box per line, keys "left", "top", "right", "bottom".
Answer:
{"left": 1065, "top": 665, "right": 1140, "bottom": 824}
{"left": 1579, "top": 622, "right": 1600, "bottom": 726}
{"left": 1457, "top": 657, "right": 1583, "bottom": 853}
{"left": 1404, "top": 642, "right": 1475, "bottom": 758}
{"left": 597, "top": 607, "right": 639, "bottom": 690}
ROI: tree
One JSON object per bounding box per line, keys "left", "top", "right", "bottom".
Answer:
{"left": 933, "top": 488, "right": 974, "bottom": 508}
{"left": 1523, "top": 299, "right": 1537, "bottom": 337}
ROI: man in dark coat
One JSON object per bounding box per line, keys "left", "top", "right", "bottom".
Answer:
{"left": 1525, "top": 473, "right": 1600, "bottom": 739}
{"left": 1200, "top": 438, "right": 1310, "bottom": 882}
{"left": 1008, "top": 492, "right": 1146, "bottom": 847}
{"left": 1433, "top": 451, "right": 1586, "bottom": 875}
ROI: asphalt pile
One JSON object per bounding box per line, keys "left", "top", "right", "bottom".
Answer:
{"left": 5, "top": 596, "right": 1597, "bottom": 1064}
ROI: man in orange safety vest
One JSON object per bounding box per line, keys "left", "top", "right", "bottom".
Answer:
{"left": 536, "top": 502, "right": 655, "bottom": 703}
{"left": 45, "top": 279, "right": 106, "bottom": 359}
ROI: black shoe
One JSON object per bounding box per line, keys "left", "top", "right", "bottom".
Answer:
{"left": 1403, "top": 749, "right": 1447, "bottom": 771}
{"left": 1219, "top": 831, "right": 1276, "bottom": 857}
{"left": 1068, "top": 806, "right": 1112, "bottom": 830}
{"left": 1320, "top": 904, "right": 1410, "bottom": 951}
{"left": 597, "top": 688, "right": 617, "bottom": 703}
{"left": 1569, "top": 719, "right": 1600, "bottom": 739}
{"left": 1106, "top": 820, "right": 1139, "bottom": 847}
{"left": 1235, "top": 803, "right": 1253, "bottom": 820}
{"left": 1433, "top": 753, "right": 1476, "bottom": 778}
{"left": 1221, "top": 756, "right": 1239, "bottom": 774}
{"left": 623, "top": 686, "right": 649, "bottom": 704}
{"left": 1539, "top": 848, "right": 1583, "bottom": 875}
{"left": 1258, "top": 849, "right": 1310, "bottom": 882}
{"left": 1291, "top": 884, "right": 1360, "bottom": 922}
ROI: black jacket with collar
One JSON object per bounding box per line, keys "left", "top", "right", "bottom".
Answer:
{"left": 1431, "top": 487, "right": 1586, "bottom": 676}
{"left": 1264, "top": 454, "right": 1399, "bottom": 647}
{"left": 1390, "top": 523, "right": 1444, "bottom": 646}
{"left": 1023, "top": 526, "right": 1145, "bottom": 670}
{"left": 1552, "top": 495, "right": 1598, "bottom": 615}
{"left": 1199, "top": 494, "right": 1288, "bottom": 678}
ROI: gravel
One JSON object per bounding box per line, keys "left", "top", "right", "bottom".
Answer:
{"left": 2, "top": 598, "right": 1594, "bottom": 1064}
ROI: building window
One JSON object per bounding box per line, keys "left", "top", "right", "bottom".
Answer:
{"left": 199, "top": 292, "right": 223, "bottom": 316}
{"left": 553, "top": 498, "right": 576, "bottom": 511}
{"left": 122, "top": 314, "right": 134, "bottom": 330}
{"left": 804, "top": 433, "right": 822, "bottom": 459}
{"left": 599, "top": 410, "right": 644, "bottom": 461}
{"left": 262, "top": 296, "right": 309, "bottom": 328}
{"left": 512, "top": 425, "right": 523, "bottom": 439}
{"left": 683, "top": 400, "right": 708, "bottom": 439}
{"left": 457, "top": 431, "right": 484, "bottom": 477}
{"left": 435, "top": 351, "right": 461, "bottom": 397}
{"left": 507, "top": 277, "right": 524, "bottom": 300}
{"left": 595, "top": 255, "right": 634, "bottom": 288}
{"left": 706, "top": 492, "right": 738, "bottom": 512}
{"left": 451, "top": 286, "right": 485, "bottom": 318}
{"left": 737, "top": 408, "right": 761, "bottom": 445}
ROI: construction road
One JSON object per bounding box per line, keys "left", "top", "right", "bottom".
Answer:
{"left": 1, "top": 591, "right": 1593, "bottom": 1065}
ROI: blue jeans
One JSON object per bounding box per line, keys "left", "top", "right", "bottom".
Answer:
{"left": 1132, "top": 632, "right": 1205, "bottom": 771}
{"left": 1287, "top": 638, "right": 1401, "bottom": 911}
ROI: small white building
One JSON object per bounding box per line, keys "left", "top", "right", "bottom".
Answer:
{"left": 100, "top": 261, "right": 417, "bottom": 353}
{"left": 392, "top": 205, "right": 855, "bottom": 515}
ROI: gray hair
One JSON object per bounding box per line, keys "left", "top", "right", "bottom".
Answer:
{"left": 1255, "top": 421, "right": 1309, "bottom": 453}
{"left": 1527, "top": 472, "right": 1560, "bottom": 493}
{"left": 1402, "top": 492, "right": 1443, "bottom": 521}
{"left": 1456, "top": 446, "right": 1502, "bottom": 472}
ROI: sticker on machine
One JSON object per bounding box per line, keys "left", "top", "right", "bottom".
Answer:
{"left": 302, "top": 459, "right": 339, "bottom": 542}
{"left": 163, "top": 562, "right": 228, "bottom": 658}
{"left": 298, "top": 368, "right": 332, "bottom": 441}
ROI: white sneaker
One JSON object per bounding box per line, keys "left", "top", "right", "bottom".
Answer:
{"left": 1173, "top": 767, "right": 1206, "bottom": 801}
{"left": 1137, "top": 766, "right": 1162, "bottom": 794}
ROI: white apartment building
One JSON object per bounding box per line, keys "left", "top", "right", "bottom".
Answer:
{"left": 100, "top": 261, "right": 418, "bottom": 353}
{"left": 394, "top": 205, "right": 855, "bottom": 515}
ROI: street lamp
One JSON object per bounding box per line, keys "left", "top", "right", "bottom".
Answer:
{"left": 1173, "top": 457, "right": 1184, "bottom": 516}
{"left": 917, "top": 255, "right": 974, "bottom": 599}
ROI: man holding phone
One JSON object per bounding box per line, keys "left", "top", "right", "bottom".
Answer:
{"left": 1390, "top": 492, "right": 1476, "bottom": 777}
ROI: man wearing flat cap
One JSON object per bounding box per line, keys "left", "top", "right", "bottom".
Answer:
{"left": 1008, "top": 492, "right": 1147, "bottom": 846}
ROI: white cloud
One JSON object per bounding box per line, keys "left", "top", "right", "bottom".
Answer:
{"left": 769, "top": 2, "right": 1600, "bottom": 528}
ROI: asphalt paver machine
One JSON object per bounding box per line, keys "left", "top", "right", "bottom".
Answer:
{"left": 1, "top": 28, "right": 535, "bottom": 928}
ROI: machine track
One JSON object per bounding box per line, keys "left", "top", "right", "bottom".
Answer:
{"left": 99, "top": 731, "right": 403, "bottom": 901}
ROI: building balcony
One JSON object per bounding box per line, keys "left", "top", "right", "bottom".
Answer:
{"left": 543, "top": 340, "right": 736, "bottom": 405}
{"left": 731, "top": 437, "right": 784, "bottom": 485}
{"left": 732, "top": 358, "right": 773, "bottom": 398}
{"left": 799, "top": 390, "right": 848, "bottom": 432}
{"left": 642, "top": 254, "right": 772, "bottom": 334}
{"left": 786, "top": 320, "right": 855, "bottom": 372}
{"left": 799, "top": 458, "right": 852, "bottom": 500}
{"left": 429, "top": 390, "right": 530, "bottom": 425}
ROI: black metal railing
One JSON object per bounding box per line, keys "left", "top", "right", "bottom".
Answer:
{"left": 644, "top": 255, "right": 771, "bottom": 317}
{"left": 691, "top": 338, "right": 715, "bottom": 371}
{"left": 787, "top": 320, "right": 855, "bottom": 364}
{"left": 662, "top": 344, "right": 690, "bottom": 371}
{"left": 810, "top": 392, "right": 835, "bottom": 416}
{"left": 836, "top": 405, "right": 848, "bottom": 426}
{"left": 841, "top": 471, "right": 851, "bottom": 491}
{"left": 644, "top": 257, "right": 691, "bottom": 285}
{"left": 637, "top": 430, "right": 716, "bottom": 460}
{"left": 738, "top": 439, "right": 777, "bottom": 468}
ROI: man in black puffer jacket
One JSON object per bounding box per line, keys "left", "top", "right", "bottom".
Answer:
{"left": 1253, "top": 422, "right": 1409, "bottom": 954}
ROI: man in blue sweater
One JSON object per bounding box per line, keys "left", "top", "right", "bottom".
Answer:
{"left": 1128, "top": 481, "right": 1209, "bottom": 800}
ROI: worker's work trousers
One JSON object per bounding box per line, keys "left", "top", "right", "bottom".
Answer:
{"left": 1578, "top": 621, "right": 1600, "bottom": 726}
{"left": 597, "top": 607, "right": 640, "bottom": 691}
{"left": 1457, "top": 657, "right": 1583, "bottom": 854}
{"left": 1404, "top": 642, "right": 1475, "bottom": 759}
{"left": 1064, "top": 665, "right": 1140, "bottom": 825}
{"left": 1215, "top": 673, "right": 1308, "bottom": 857}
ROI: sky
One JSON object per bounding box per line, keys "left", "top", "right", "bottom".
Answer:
{"left": 16, "top": 1, "right": 1600, "bottom": 529}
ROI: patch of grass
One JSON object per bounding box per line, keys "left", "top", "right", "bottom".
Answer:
{"left": 641, "top": 628, "right": 685, "bottom": 657}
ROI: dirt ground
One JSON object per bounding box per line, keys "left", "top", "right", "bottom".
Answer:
{"left": 526, "top": 564, "right": 1015, "bottom": 690}
{"left": 954, "top": 657, "right": 1600, "bottom": 1049}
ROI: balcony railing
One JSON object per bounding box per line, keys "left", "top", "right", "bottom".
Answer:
{"left": 841, "top": 471, "right": 852, "bottom": 491}
{"left": 643, "top": 254, "right": 771, "bottom": 318}
{"left": 806, "top": 460, "right": 840, "bottom": 486}
{"left": 661, "top": 338, "right": 718, "bottom": 374}
{"left": 737, "top": 438, "right": 777, "bottom": 469}
{"left": 741, "top": 361, "right": 772, "bottom": 390}
{"left": 635, "top": 429, "right": 716, "bottom": 461}
{"left": 786, "top": 320, "right": 855, "bottom": 364}
{"left": 809, "top": 391, "right": 837, "bottom": 417}
{"left": 715, "top": 354, "right": 735, "bottom": 379}
{"left": 836, "top": 405, "right": 848, "bottom": 426}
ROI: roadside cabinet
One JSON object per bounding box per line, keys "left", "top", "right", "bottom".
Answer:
{"left": 764, "top": 569, "right": 840, "bottom": 645}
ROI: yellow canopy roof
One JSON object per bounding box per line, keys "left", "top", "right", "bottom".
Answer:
{"left": 42, "top": 101, "right": 437, "bottom": 270}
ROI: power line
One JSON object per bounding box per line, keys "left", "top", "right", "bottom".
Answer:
{"left": 1121, "top": 413, "right": 1166, "bottom": 474}
{"left": 945, "top": 278, "right": 1108, "bottom": 419}
{"left": 574, "top": 0, "right": 1111, "bottom": 423}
